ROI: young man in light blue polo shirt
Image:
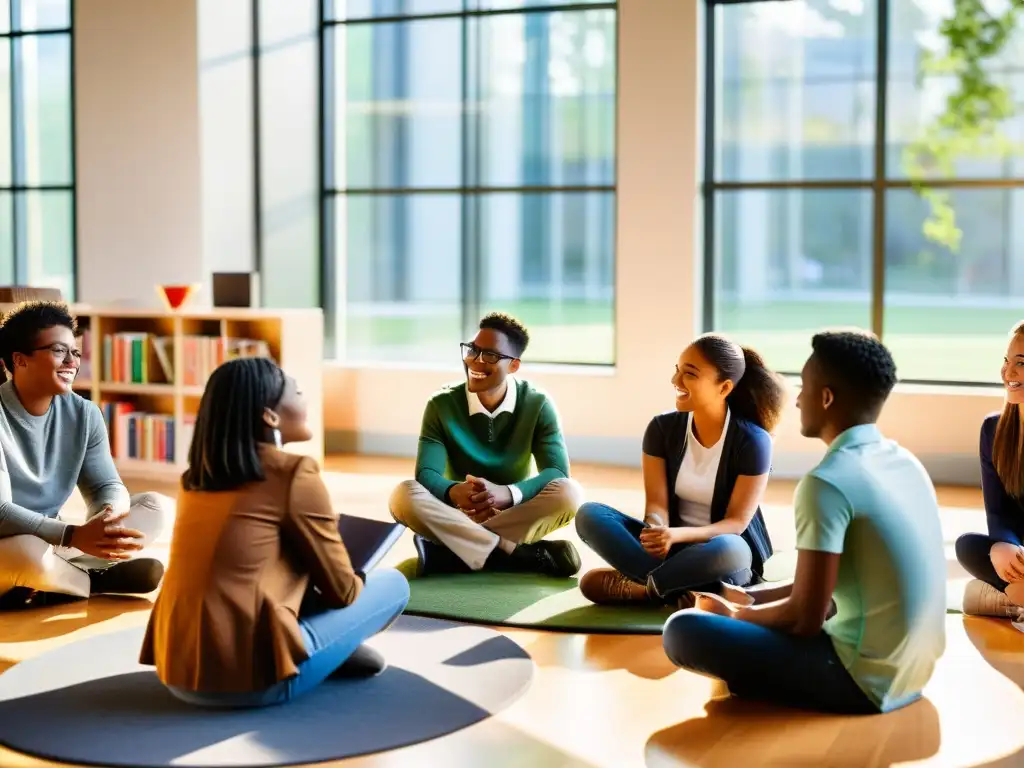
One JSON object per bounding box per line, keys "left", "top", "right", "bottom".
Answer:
{"left": 662, "top": 329, "right": 947, "bottom": 714}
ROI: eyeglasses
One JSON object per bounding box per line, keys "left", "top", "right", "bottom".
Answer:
{"left": 33, "top": 343, "right": 82, "bottom": 363}
{"left": 460, "top": 342, "right": 516, "bottom": 365}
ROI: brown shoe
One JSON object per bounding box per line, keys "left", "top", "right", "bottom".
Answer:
{"left": 579, "top": 568, "right": 651, "bottom": 605}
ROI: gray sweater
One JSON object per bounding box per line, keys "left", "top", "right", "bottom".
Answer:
{"left": 0, "top": 381, "right": 130, "bottom": 545}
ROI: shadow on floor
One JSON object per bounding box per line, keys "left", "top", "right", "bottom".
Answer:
{"left": 645, "top": 696, "right": 941, "bottom": 768}
{"left": 580, "top": 633, "right": 677, "bottom": 681}
{"left": 0, "top": 595, "right": 152, "bottom": 643}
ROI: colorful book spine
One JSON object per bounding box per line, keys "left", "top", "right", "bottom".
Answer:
{"left": 100, "top": 401, "right": 176, "bottom": 463}
{"left": 102, "top": 333, "right": 155, "bottom": 384}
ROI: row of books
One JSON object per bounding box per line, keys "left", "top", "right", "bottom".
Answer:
{"left": 99, "top": 401, "right": 196, "bottom": 464}
{"left": 100, "top": 332, "right": 272, "bottom": 386}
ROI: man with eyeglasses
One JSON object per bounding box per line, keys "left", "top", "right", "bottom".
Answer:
{"left": 390, "top": 311, "right": 584, "bottom": 577}
{"left": 0, "top": 301, "right": 170, "bottom": 609}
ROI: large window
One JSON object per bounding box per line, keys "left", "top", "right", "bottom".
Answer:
{"left": 0, "top": 0, "right": 74, "bottom": 297}
{"left": 705, "top": 0, "right": 1024, "bottom": 384}
{"left": 198, "top": 0, "right": 319, "bottom": 309}
{"left": 322, "top": 1, "right": 617, "bottom": 364}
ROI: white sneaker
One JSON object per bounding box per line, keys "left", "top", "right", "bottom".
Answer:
{"left": 962, "top": 579, "right": 1017, "bottom": 617}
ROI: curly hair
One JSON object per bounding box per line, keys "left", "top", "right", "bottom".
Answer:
{"left": 479, "top": 311, "right": 530, "bottom": 358}
{"left": 0, "top": 300, "right": 77, "bottom": 380}
{"left": 810, "top": 329, "right": 897, "bottom": 418}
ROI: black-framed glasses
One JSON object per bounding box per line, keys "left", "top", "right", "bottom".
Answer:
{"left": 461, "top": 342, "right": 516, "bottom": 365}
{"left": 32, "top": 343, "right": 82, "bottom": 363}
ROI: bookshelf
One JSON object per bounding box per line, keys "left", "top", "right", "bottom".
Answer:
{"left": 5, "top": 305, "right": 324, "bottom": 479}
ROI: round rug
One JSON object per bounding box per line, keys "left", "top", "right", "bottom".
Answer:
{"left": 0, "top": 615, "right": 534, "bottom": 767}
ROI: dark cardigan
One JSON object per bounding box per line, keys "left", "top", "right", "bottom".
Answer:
{"left": 642, "top": 410, "right": 775, "bottom": 576}
{"left": 980, "top": 412, "right": 1024, "bottom": 546}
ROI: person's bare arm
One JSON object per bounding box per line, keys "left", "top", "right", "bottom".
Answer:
{"left": 732, "top": 549, "right": 840, "bottom": 635}
{"left": 642, "top": 452, "right": 670, "bottom": 525}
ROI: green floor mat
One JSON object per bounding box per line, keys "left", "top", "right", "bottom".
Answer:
{"left": 396, "top": 554, "right": 967, "bottom": 634}
{"left": 396, "top": 559, "right": 674, "bottom": 634}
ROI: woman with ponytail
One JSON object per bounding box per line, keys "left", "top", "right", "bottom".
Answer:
{"left": 575, "top": 333, "right": 786, "bottom": 606}
{"left": 956, "top": 320, "right": 1024, "bottom": 616}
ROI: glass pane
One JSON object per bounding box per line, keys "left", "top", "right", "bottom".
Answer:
{"left": 713, "top": 0, "right": 876, "bottom": 182}
{"left": 337, "top": 18, "right": 463, "bottom": 189}
{"left": 712, "top": 189, "right": 873, "bottom": 374}
{"left": 478, "top": 9, "right": 615, "bottom": 187}
{"left": 342, "top": 194, "right": 463, "bottom": 363}
{"left": 23, "top": 190, "right": 73, "bottom": 298}
{"left": 198, "top": 0, "right": 251, "bottom": 61}
{"left": 0, "top": 193, "right": 12, "bottom": 284}
{"left": 0, "top": 39, "right": 11, "bottom": 186}
{"left": 883, "top": 188, "right": 1024, "bottom": 383}
{"left": 19, "top": 33, "right": 72, "bottom": 186}
{"left": 17, "top": 0, "right": 69, "bottom": 31}
{"left": 480, "top": 192, "right": 614, "bottom": 363}
{"left": 0, "top": 1, "right": 9, "bottom": 34}
{"left": 259, "top": 0, "right": 316, "bottom": 47}
{"left": 333, "top": 1, "right": 462, "bottom": 20}
{"left": 887, "top": 0, "right": 1024, "bottom": 179}
{"left": 260, "top": 31, "right": 319, "bottom": 307}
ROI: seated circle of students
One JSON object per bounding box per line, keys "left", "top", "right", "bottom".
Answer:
{"left": 663, "top": 330, "right": 947, "bottom": 715}
{"left": 389, "top": 311, "right": 584, "bottom": 578}
{"left": 0, "top": 301, "right": 169, "bottom": 608}
{"left": 139, "top": 357, "right": 410, "bottom": 707}
{"left": 956, "top": 319, "right": 1024, "bottom": 617}
{"left": 574, "top": 334, "right": 785, "bottom": 607}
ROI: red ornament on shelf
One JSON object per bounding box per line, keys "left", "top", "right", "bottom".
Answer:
{"left": 157, "top": 284, "right": 197, "bottom": 311}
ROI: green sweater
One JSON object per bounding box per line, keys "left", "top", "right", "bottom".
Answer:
{"left": 415, "top": 379, "right": 570, "bottom": 504}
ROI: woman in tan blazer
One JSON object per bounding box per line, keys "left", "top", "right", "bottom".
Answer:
{"left": 139, "top": 357, "right": 410, "bottom": 707}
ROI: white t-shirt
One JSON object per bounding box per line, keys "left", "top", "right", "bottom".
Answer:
{"left": 674, "top": 408, "right": 730, "bottom": 527}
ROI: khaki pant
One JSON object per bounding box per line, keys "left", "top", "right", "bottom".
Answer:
{"left": 0, "top": 491, "right": 171, "bottom": 598}
{"left": 389, "top": 477, "right": 584, "bottom": 570}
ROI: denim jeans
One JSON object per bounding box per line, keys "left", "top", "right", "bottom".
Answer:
{"left": 955, "top": 533, "right": 1008, "bottom": 592}
{"left": 168, "top": 568, "right": 411, "bottom": 708}
{"left": 663, "top": 610, "right": 880, "bottom": 714}
{"left": 574, "top": 502, "right": 753, "bottom": 599}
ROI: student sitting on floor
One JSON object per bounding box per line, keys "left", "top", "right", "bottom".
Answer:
{"left": 389, "top": 311, "right": 583, "bottom": 578}
{"left": 664, "top": 330, "right": 946, "bottom": 715}
{"left": 0, "top": 300, "right": 169, "bottom": 608}
{"left": 956, "top": 320, "right": 1024, "bottom": 617}
{"left": 139, "top": 357, "right": 410, "bottom": 708}
{"left": 574, "top": 334, "right": 785, "bottom": 607}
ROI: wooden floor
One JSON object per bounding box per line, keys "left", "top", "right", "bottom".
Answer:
{"left": 1, "top": 457, "right": 1023, "bottom": 768}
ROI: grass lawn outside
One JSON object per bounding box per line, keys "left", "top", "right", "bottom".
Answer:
{"left": 341, "top": 299, "right": 1019, "bottom": 383}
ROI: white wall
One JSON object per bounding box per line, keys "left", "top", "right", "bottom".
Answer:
{"left": 75, "top": 0, "right": 202, "bottom": 307}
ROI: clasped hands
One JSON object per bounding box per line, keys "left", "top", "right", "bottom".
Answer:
{"left": 991, "top": 542, "right": 1024, "bottom": 583}
{"left": 449, "top": 475, "right": 513, "bottom": 524}
{"left": 69, "top": 505, "right": 145, "bottom": 560}
{"left": 639, "top": 514, "right": 693, "bottom": 559}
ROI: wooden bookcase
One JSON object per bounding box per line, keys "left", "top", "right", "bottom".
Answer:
{"left": 15, "top": 305, "right": 324, "bottom": 479}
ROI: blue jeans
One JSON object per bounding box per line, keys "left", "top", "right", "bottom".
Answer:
{"left": 168, "top": 568, "right": 411, "bottom": 708}
{"left": 575, "top": 502, "right": 754, "bottom": 599}
{"left": 663, "top": 610, "right": 879, "bottom": 714}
